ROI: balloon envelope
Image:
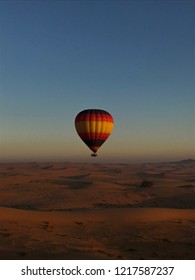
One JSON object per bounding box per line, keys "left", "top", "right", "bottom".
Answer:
{"left": 75, "top": 109, "right": 114, "bottom": 155}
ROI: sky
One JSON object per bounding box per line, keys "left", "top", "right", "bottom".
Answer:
{"left": 0, "top": 0, "right": 194, "bottom": 163}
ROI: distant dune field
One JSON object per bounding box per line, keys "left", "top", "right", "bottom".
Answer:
{"left": 0, "top": 160, "right": 195, "bottom": 259}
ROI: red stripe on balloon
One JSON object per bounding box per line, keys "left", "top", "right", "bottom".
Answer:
{"left": 75, "top": 114, "right": 113, "bottom": 122}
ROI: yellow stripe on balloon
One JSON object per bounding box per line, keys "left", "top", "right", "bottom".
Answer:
{"left": 75, "top": 121, "right": 114, "bottom": 134}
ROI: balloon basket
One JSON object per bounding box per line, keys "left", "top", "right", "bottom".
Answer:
{"left": 91, "top": 153, "right": 97, "bottom": 157}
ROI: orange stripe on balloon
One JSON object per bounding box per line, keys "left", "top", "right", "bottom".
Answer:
{"left": 75, "top": 121, "right": 113, "bottom": 134}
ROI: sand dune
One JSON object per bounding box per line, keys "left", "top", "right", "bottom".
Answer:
{"left": 0, "top": 161, "right": 194, "bottom": 259}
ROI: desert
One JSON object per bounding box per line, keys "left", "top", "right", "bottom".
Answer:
{"left": 0, "top": 160, "right": 195, "bottom": 260}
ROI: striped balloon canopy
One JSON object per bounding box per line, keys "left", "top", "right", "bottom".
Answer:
{"left": 75, "top": 109, "right": 114, "bottom": 156}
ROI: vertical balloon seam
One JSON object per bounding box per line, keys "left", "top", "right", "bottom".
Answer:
{"left": 90, "top": 109, "right": 99, "bottom": 152}
{"left": 88, "top": 110, "right": 92, "bottom": 151}
{"left": 87, "top": 110, "right": 92, "bottom": 151}
{"left": 100, "top": 111, "right": 106, "bottom": 149}
{"left": 86, "top": 110, "right": 92, "bottom": 146}
{"left": 95, "top": 110, "right": 102, "bottom": 150}
{"left": 84, "top": 109, "right": 94, "bottom": 152}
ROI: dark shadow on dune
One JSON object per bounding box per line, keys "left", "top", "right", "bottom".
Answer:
{"left": 97, "top": 167, "right": 122, "bottom": 174}
{"left": 41, "top": 165, "right": 54, "bottom": 170}
{"left": 42, "top": 165, "right": 67, "bottom": 170}
{"left": 131, "top": 192, "right": 195, "bottom": 209}
{"left": 0, "top": 173, "right": 21, "bottom": 177}
{"left": 137, "top": 172, "right": 165, "bottom": 179}
{"left": 93, "top": 190, "right": 195, "bottom": 209}
{"left": 186, "top": 179, "right": 195, "bottom": 183}
{"left": 60, "top": 173, "right": 90, "bottom": 180}
{"left": 93, "top": 203, "right": 133, "bottom": 209}
{"left": 177, "top": 185, "right": 195, "bottom": 189}
{"left": 47, "top": 207, "right": 89, "bottom": 212}
{"left": 0, "top": 204, "right": 38, "bottom": 211}
{"left": 114, "top": 182, "right": 137, "bottom": 187}
{"left": 51, "top": 167, "right": 67, "bottom": 170}
{"left": 0, "top": 173, "right": 9, "bottom": 177}
{"left": 52, "top": 179, "right": 93, "bottom": 189}
{"left": 6, "top": 167, "right": 15, "bottom": 170}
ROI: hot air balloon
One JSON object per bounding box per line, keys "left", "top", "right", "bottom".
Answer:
{"left": 75, "top": 109, "right": 114, "bottom": 157}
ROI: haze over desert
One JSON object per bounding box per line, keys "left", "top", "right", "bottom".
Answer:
{"left": 0, "top": 159, "right": 194, "bottom": 260}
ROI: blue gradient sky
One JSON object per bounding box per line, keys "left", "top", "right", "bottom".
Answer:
{"left": 0, "top": 0, "right": 194, "bottom": 162}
